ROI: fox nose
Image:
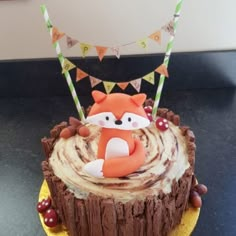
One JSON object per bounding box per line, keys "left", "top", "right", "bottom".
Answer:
{"left": 115, "top": 120, "right": 122, "bottom": 125}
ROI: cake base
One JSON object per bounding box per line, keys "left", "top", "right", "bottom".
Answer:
{"left": 38, "top": 180, "right": 200, "bottom": 236}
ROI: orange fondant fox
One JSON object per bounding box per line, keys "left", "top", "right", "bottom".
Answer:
{"left": 84, "top": 90, "right": 150, "bottom": 178}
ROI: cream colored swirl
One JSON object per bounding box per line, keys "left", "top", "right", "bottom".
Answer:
{"left": 49, "top": 122, "right": 190, "bottom": 202}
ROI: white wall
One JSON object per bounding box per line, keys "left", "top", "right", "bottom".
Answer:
{"left": 0, "top": 0, "right": 235, "bottom": 60}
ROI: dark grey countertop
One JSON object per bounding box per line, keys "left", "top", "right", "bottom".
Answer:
{"left": 0, "top": 88, "right": 236, "bottom": 236}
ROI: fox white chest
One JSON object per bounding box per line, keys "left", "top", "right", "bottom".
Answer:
{"left": 105, "top": 138, "right": 129, "bottom": 159}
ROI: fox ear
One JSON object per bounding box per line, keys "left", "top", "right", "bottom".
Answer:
{"left": 130, "top": 93, "right": 147, "bottom": 107}
{"left": 92, "top": 90, "right": 107, "bottom": 104}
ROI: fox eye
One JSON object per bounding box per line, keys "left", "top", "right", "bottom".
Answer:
{"left": 105, "top": 116, "right": 109, "bottom": 121}
{"left": 128, "top": 117, "right": 131, "bottom": 122}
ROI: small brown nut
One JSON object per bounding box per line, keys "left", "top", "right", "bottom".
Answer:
{"left": 194, "top": 184, "right": 208, "bottom": 196}
{"left": 190, "top": 190, "right": 202, "bottom": 208}
{"left": 77, "top": 126, "right": 90, "bottom": 137}
{"left": 60, "top": 126, "right": 76, "bottom": 139}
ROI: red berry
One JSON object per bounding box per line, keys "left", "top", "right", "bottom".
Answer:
{"left": 155, "top": 118, "right": 169, "bottom": 131}
{"left": 144, "top": 106, "right": 153, "bottom": 113}
{"left": 44, "top": 209, "right": 58, "bottom": 228}
{"left": 194, "top": 184, "right": 208, "bottom": 196}
{"left": 37, "top": 197, "right": 51, "bottom": 213}
{"left": 190, "top": 190, "right": 202, "bottom": 208}
{"left": 146, "top": 113, "right": 153, "bottom": 122}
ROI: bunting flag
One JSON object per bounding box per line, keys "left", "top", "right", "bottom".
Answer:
{"left": 143, "top": 71, "right": 155, "bottom": 84}
{"left": 117, "top": 82, "right": 129, "bottom": 90}
{"left": 66, "top": 36, "right": 79, "bottom": 48}
{"left": 111, "top": 47, "right": 120, "bottom": 59}
{"left": 103, "top": 81, "right": 116, "bottom": 94}
{"left": 52, "top": 27, "right": 65, "bottom": 43}
{"left": 149, "top": 31, "right": 162, "bottom": 44}
{"left": 155, "top": 64, "right": 169, "bottom": 78}
{"left": 62, "top": 58, "right": 76, "bottom": 74}
{"left": 162, "top": 20, "right": 175, "bottom": 36}
{"left": 130, "top": 78, "right": 142, "bottom": 92}
{"left": 76, "top": 68, "right": 88, "bottom": 81}
{"left": 137, "top": 38, "right": 148, "bottom": 49}
{"left": 80, "top": 43, "right": 92, "bottom": 57}
{"left": 96, "top": 46, "right": 108, "bottom": 61}
{"left": 89, "top": 76, "right": 102, "bottom": 88}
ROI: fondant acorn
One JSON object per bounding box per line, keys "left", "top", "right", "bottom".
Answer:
{"left": 44, "top": 209, "right": 58, "bottom": 228}
{"left": 37, "top": 197, "right": 51, "bottom": 213}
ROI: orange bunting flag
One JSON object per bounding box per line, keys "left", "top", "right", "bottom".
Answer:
{"left": 162, "top": 20, "right": 175, "bottom": 36}
{"left": 76, "top": 68, "right": 88, "bottom": 82}
{"left": 96, "top": 46, "right": 108, "bottom": 61}
{"left": 52, "top": 27, "right": 65, "bottom": 43}
{"left": 117, "top": 82, "right": 129, "bottom": 90}
{"left": 111, "top": 47, "right": 120, "bottom": 59}
{"left": 137, "top": 38, "right": 148, "bottom": 49}
{"left": 155, "top": 64, "right": 169, "bottom": 78}
{"left": 103, "top": 81, "right": 116, "bottom": 94}
{"left": 80, "top": 43, "right": 92, "bottom": 58}
{"left": 149, "top": 31, "right": 162, "bottom": 44}
{"left": 66, "top": 36, "right": 79, "bottom": 48}
{"left": 143, "top": 72, "right": 155, "bottom": 85}
{"left": 130, "top": 78, "right": 142, "bottom": 92}
{"left": 62, "top": 58, "right": 76, "bottom": 74}
{"left": 89, "top": 76, "right": 102, "bottom": 88}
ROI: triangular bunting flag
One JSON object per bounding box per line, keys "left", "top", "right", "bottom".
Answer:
{"left": 103, "top": 81, "right": 116, "bottom": 94}
{"left": 52, "top": 27, "right": 65, "bottom": 43}
{"left": 80, "top": 43, "right": 92, "bottom": 58}
{"left": 149, "top": 31, "right": 162, "bottom": 44}
{"left": 137, "top": 38, "right": 148, "bottom": 49}
{"left": 111, "top": 47, "right": 120, "bottom": 59}
{"left": 142, "top": 71, "right": 155, "bottom": 85}
{"left": 62, "top": 58, "right": 76, "bottom": 74}
{"left": 66, "top": 36, "right": 79, "bottom": 48}
{"left": 130, "top": 78, "right": 142, "bottom": 92}
{"left": 155, "top": 64, "right": 169, "bottom": 78}
{"left": 162, "top": 20, "right": 175, "bottom": 36}
{"left": 89, "top": 76, "right": 102, "bottom": 88}
{"left": 117, "top": 82, "right": 129, "bottom": 90}
{"left": 95, "top": 46, "right": 108, "bottom": 61}
{"left": 76, "top": 68, "right": 88, "bottom": 82}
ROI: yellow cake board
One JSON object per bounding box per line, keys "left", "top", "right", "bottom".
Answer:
{"left": 38, "top": 180, "right": 200, "bottom": 236}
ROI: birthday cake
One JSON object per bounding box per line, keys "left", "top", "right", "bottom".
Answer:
{"left": 39, "top": 91, "right": 206, "bottom": 236}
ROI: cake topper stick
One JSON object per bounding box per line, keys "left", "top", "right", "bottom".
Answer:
{"left": 152, "top": 0, "right": 184, "bottom": 119}
{"left": 40, "top": 5, "right": 85, "bottom": 122}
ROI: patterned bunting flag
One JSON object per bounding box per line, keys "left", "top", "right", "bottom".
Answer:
{"left": 137, "top": 38, "right": 148, "bottom": 49}
{"left": 52, "top": 27, "right": 65, "bottom": 43}
{"left": 66, "top": 36, "right": 79, "bottom": 48}
{"left": 103, "top": 81, "right": 116, "bottom": 94}
{"left": 162, "top": 20, "right": 175, "bottom": 36}
{"left": 80, "top": 43, "right": 92, "bottom": 57}
{"left": 155, "top": 64, "right": 169, "bottom": 78}
{"left": 143, "top": 71, "right": 155, "bottom": 84}
{"left": 76, "top": 68, "right": 88, "bottom": 82}
{"left": 62, "top": 58, "right": 76, "bottom": 74}
{"left": 111, "top": 47, "right": 120, "bottom": 59}
{"left": 130, "top": 78, "right": 142, "bottom": 92}
{"left": 89, "top": 76, "right": 102, "bottom": 88}
{"left": 117, "top": 82, "right": 129, "bottom": 90}
{"left": 149, "top": 31, "right": 161, "bottom": 44}
{"left": 95, "top": 46, "right": 108, "bottom": 61}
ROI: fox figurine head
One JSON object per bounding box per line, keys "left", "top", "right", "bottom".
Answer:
{"left": 86, "top": 91, "right": 150, "bottom": 130}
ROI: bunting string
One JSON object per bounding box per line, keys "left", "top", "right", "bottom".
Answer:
{"left": 60, "top": 57, "right": 169, "bottom": 94}
{"left": 49, "top": 20, "right": 174, "bottom": 61}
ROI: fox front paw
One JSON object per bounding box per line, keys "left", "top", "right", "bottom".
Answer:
{"left": 84, "top": 159, "right": 104, "bottom": 178}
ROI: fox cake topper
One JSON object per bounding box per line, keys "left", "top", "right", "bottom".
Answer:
{"left": 84, "top": 91, "right": 150, "bottom": 178}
